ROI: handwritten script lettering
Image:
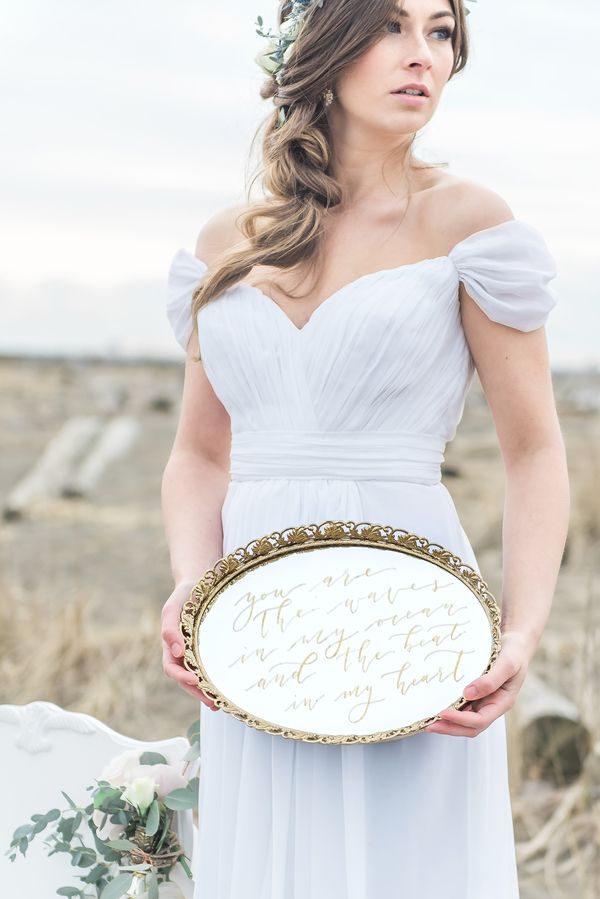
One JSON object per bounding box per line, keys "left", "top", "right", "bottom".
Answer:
{"left": 202, "top": 554, "right": 487, "bottom": 730}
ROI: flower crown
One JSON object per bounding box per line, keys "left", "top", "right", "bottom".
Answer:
{"left": 255, "top": 0, "right": 477, "bottom": 96}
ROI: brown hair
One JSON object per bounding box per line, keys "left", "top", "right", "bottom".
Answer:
{"left": 189, "top": 0, "right": 470, "bottom": 358}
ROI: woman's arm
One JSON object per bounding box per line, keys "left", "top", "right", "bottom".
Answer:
{"left": 426, "top": 191, "right": 570, "bottom": 736}
{"left": 426, "top": 289, "right": 569, "bottom": 737}
{"left": 160, "top": 327, "right": 231, "bottom": 706}
{"left": 161, "top": 451, "right": 230, "bottom": 588}
{"left": 499, "top": 444, "right": 570, "bottom": 657}
{"left": 460, "top": 281, "right": 570, "bottom": 661}
{"left": 160, "top": 210, "right": 241, "bottom": 705}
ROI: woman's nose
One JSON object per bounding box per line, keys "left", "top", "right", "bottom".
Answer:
{"left": 401, "top": 35, "right": 435, "bottom": 68}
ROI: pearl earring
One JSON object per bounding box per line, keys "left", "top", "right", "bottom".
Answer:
{"left": 322, "top": 87, "right": 334, "bottom": 106}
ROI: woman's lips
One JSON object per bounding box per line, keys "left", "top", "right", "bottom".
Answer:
{"left": 390, "top": 91, "right": 429, "bottom": 106}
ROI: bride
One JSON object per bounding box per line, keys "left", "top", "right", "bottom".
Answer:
{"left": 160, "top": 1, "right": 570, "bottom": 896}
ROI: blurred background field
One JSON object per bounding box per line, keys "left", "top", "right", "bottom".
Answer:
{"left": 0, "top": 354, "right": 598, "bottom": 898}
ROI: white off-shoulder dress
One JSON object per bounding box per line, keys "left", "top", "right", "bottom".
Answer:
{"left": 165, "top": 219, "right": 558, "bottom": 899}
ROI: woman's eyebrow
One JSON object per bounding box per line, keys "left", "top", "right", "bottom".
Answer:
{"left": 395, "top": 9, "right": 457, "bottom": 21}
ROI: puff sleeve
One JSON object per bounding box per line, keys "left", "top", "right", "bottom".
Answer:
{"left": 166, "top": 248, "right": 209, "bottom": 353}
{"left": 449, "top": 219, "right": 559, "bottom": 331}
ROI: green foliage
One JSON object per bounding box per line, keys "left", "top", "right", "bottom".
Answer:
{"left": 144, "top": 799, "right": 160, "bottom": 837}
{"left": 187, "top": 717, "right": 200, "bottom": 745}
{"left": 3, "top": 717, "right": 200, "bottom": 896}
{"left": 104, "top": 839, "right": 139, "bottom": 851}
{"left": 138, "top": 751, "right": 168, "bottom": 766}
{"left": 98, "top": 872, "right": 133, "bottom": 899}
{"left": 163, "top": 777, "right": 199, "bottom": 812}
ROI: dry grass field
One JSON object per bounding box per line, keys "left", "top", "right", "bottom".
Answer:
{"left": 1, "top": 355, "right": 598, "bottom": 898}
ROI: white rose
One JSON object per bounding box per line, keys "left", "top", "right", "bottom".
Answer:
{"left": 255, "top": 40, "right": 279, "bottom": 75}
{"left": 101, "top": 749, "right": 143, "bottom": 789}
{"left": 282, "top": 42, "right": 297, "bottom": 65}
{"left": 279, "top": 17, "right": 301, "bottom": 39}
{"left": 122, "top": 776, "right": 157, "bottom": 815}
{"left": 92, "top": 807, "right": 126, "bottom": 842}
{"left": 134, "top": 764, "right": 188, "bottom": 800}
{"left": 101, "top": 748, "right": 187, "bottom": 796}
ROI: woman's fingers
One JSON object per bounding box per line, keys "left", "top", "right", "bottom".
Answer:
{"left": 161, "top": 642, "right": 218, "bottom": 709}
{"left": 461, "top": 635, "right": 527, "bottom": 701}
{"left": 425, "top": 690, "right": 510, "bottom": 736}
{"left": 160, "top": 582, "right": 219, "bottom": 710}
{"left": 425, "top": 719, "right": 479, "bottom": 737}
{"left": 160, "top": 584, "right": 195, "bottom": 657}
{"left": 426, "top": 634, "right": 532, "bottom": 737}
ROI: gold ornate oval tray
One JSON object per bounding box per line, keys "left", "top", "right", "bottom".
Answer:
{"left": 179, "top": 520, "right": 501, "bottom": 745}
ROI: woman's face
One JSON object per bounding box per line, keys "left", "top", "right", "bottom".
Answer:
{"left": 331, "top": 0, "right": 457, "bottom": 136}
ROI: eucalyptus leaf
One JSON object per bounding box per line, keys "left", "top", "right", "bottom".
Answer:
{"left": 99, "top": 871, "right": 133, "bottom": 899}
{"left": 52, "top": 841, "right": 72, "bottom": 852}
{"left": 162, "top": 786, "right": 195, "bottom": 811}
{"left": 144, "top": 799, "right": 160, "bottom": 837}
{"left": 93, "top": 790, "right": 114, "bottom": 810}
{"left": 12, "top": 823, "right": 33, "bottom": 840}
{"left": 95, "top": 840, "right": 121, "bottom": 862}
{"left": 138, "top": 751, "right": 168, "bottom": 766}
{"left": 59, "top": 812, "right": 82, "bottom": 842}
{"left": 186, "top": 717, "right": 200, "bottom": 742}
{"left": 153, "top": 805, "right": 171, "bottom": 854}
{"left": 60, "top": 790, "right": 78, "bottom": 810}
{"left": 84, "top": 863, "right": 110, "bottom": 884}
{"left": 71, "top": 848, "right": 96, "bottom": 867}
{"left": 105, "top": 838, "right": 139, "bottom": 851}
{"left": 56, "top": 888, "right": 82, "bottom": 897}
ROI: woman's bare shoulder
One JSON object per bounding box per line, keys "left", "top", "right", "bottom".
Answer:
{"left": 194, "top": 202, "right": 255, "bottom": 266}
{"left": 424, "top": 173, "right": 515, "bottom": 251}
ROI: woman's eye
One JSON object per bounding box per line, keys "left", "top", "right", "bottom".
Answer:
{"left": 386, "top": 21, "right": 454, "bottom": 41}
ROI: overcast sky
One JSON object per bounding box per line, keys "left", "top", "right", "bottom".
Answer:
{"left": 1, "top": 0, "right": 598, "bottom": 366}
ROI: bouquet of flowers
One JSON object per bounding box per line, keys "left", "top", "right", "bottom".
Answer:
{"left": 4, "top": 718, "right": 200, "bottom": 899}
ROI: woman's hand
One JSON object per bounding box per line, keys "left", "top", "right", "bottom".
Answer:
{"left": 423, "top": 630, "right": 533, "bottom": 738}
{"left": 161, "top": 580, "right": 219, "bottom": 710}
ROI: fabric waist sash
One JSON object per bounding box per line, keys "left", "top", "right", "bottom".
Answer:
{"left": 229, "top": 429, "right": 446, "bottom": 485}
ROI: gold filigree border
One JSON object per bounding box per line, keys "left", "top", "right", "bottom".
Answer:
{"left": 179, "top": 520, "right": 502, "bottom": 745}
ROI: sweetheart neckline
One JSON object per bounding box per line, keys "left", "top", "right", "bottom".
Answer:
{"left": 236, "top": 255, "right": 451, "bottom": 334}
{"left": 177, "top": 218, "right": 529, "bottom": 335}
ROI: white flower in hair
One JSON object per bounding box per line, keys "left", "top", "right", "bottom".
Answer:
{"left": 254, "top": 0, "right": 326, "bottom": 84}
{"left": 279, "top": 16, "right": 302, "bottom": 39}
{"left": 255, "top": 39, "right": 281, "bottom": 75}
